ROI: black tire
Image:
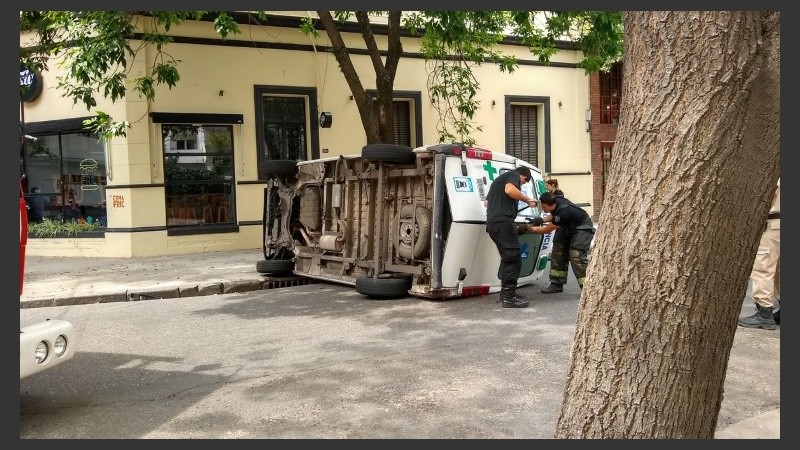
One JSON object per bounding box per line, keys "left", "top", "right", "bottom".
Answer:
{"left": 355, "top": 276, "right": 411, "bottom": 299}
{"left": 394, "top": 205, "right": 432, "bottom": 259}
{"left": 256, "top": 259, "right": 294, "bottom": 274}
{"left": 362, "top": 144, "right": 416, "bottom": 165}
{"left": 259, "top": 160, "right": 298, "bottom": 178}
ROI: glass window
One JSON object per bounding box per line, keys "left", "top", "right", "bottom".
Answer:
{"left": 262, "top": 96, "right": 307, "bottom": 162}
{"left": 162, "top": 124, "right": 236, "bottom": 227}
{"left": 23, "top": 132, "right": 107, "bottom": 227}
{"left": 599, "top": 63, "right": 622, "bottom": 125}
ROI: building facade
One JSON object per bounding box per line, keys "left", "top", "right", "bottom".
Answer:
{"left": 20, "top": 12, "right": 595, "bottom": 257}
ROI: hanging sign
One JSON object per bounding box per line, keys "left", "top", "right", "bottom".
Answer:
{"left": 20, "top": 64, "right": 43, "bottom": 103}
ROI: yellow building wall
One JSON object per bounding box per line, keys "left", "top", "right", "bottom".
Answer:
{"left": 22, "top": 13, "right": 592, "bottom": 258}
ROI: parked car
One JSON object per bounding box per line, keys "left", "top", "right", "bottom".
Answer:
{"left": 20, "top": 180, "right": 75, "bottom": 379}
{"left": 257, "top": 143, "right": 553, "bottom": 299}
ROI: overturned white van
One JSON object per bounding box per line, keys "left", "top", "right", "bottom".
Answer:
{"left": 258, "top": 143, "right": 552, "bottom": 299}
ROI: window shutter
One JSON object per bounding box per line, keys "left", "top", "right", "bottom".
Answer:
{"left": 508, "top": 105, "right": 538, "bottom": 163}
{"left": 372, "top": 100, "right": 411, "bottom": 147}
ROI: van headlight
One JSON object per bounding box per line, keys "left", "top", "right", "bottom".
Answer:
{"left": 54, "top": 335, "right": 68, "bottom": 357}
{"left": 34, "top": 341, "right": 49, "bottom": 363}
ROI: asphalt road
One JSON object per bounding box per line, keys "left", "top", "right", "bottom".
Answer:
{"left": 19, "top": 278, "right": 779, "bottom": 439}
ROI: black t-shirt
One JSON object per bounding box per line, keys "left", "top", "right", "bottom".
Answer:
{"left": 550, "top": 197, "right": 593, "bottom": 230}
{"left": 486, "top": 170, "right": 522, "bottom": 222}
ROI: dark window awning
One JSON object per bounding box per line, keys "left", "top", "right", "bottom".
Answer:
{"left": 24, "top": 117, "right": 95, "bottom": 134}
{"left": 150, "top": 113, "right": 243, "bottom": 124}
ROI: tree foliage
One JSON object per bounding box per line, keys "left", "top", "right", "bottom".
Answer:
{"left": 19, "top": 10, "right": 622, "bottom": 144}
{"left": 19, "top": 11, "right": 243, "bottom": 138}
{"left": 405, "top": 11, "right": 622, "bottom": 144}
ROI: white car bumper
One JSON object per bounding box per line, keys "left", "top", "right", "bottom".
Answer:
{"left": 20, "top": 319, "right": 75, "bottom": 379}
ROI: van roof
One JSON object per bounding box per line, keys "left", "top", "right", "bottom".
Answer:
{"left": 413, "top": 144, "right": 541, "bottom": 174}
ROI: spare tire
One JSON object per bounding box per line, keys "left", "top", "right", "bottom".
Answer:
{"left": 362, "top": 144, "right": 416, "bottom": 165}
{"left": 393, "top": 205, "right": 432, "bottom": 259}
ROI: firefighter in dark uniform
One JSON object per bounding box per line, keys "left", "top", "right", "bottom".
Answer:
{"left": 523, "top": 191, "right": 594, "bottom": 292}
{"left": 485, "top": 166, "right": 539, "bottom": 308}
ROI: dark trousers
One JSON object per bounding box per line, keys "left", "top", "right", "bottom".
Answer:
{"left": 549, "top": 228, "right": 593, "bottom": 287}
{"left": 486, "top": 220, "right": 520, "bottom": 294}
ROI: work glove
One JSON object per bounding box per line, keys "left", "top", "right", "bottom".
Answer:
{"left": 527, "top": 216, "right": 544, "bottom": 227}
{"left": 517, "top": 224, "right": 531, "bottom": 235}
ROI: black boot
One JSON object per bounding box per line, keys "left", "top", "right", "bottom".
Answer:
{"left": 773, "top": 309, "right": 780, "bottom": 325}
{"left": 501, "top": 289, "right": 529, "bottom": 308}
{"left": 495, "top": 291, "right": 527, "bottom": 302}
{"left": 738, "top": 304, "right": 776, "bottom": 330}
{"left": 502, "top": 295, "right": 529, "bottom": 308}
{"left": 541, "top": 283, "right": 563, "bottom": 294}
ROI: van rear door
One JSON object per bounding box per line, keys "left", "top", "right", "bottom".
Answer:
{"left": 438, "top": 146, "right": 550, "bottom": 294}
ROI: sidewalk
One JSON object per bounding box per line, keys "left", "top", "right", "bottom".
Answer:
{"left": 19, "top": 248, "right": 779, "bottom": 439}
{"left": 20, "top": 248, "right": 314, "bottom": 309}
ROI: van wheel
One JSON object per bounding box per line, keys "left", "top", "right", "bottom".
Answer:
{"left": 355, "top": 276, "right": 411, "bottom": 299}
{"left": 362, "top": 144, "right": 416, "bottom": 165}
{"left": 259, "top": 160, "right": 298, "bottom": 178}
{"left": 394, "top": 205, "right": 432, "bottom": 259}
{"left": 256, "top": 259, "right": 294, "bottom": 274}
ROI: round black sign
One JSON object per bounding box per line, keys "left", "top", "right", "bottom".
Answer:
{"left": 20, "top": 65, "right": 43, "bottom": 103}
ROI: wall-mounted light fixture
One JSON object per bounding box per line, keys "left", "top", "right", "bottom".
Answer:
{"left": 349, "top": 95, "right": 353, "bottom": 101}
{"left": 491, "top": 100, "right": 496, "bottom": 107}
{"left": 584, "top": 109, "right": 591, "bottom": 132}
{"left": 320, "top": 112, "right": 333, "bottom": 128}
{"left": 558, "top": 101, "right": 563, "bottom": 108}
{"left": 218, "top": 90, "right": 225, "bottom": 96}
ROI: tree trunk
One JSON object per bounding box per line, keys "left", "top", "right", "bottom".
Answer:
{"left": 318, "top": 11, "right": 403, "bottom": 145}
{"left": 555, "top": 11, "right": 779, "bottom": 439}
{"left": 316, "top": 11, "right": 380, "bottom": 144}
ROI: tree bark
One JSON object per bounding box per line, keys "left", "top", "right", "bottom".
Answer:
{"left": 555, "top": 11, "right": 779, "bottom": 438}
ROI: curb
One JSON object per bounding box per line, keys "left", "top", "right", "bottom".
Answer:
{"left": 20, "top": 275, "right": 316, "bottom": 309}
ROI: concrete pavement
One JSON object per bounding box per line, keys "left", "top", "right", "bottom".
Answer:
{"left": 19, "top": 248, "right": 780, "bottom": 438}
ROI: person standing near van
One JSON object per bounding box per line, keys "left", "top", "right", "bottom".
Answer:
{"left": 25, "top": 186, "right": 46, "bottom": 223}
{"left": 485, "top": 166, "right": 539, "bottom": 308}
{"left": 739, "top": 178, "right": 780, "bottom": 329}
{"left": 544, "top": 178, "right": 565, "bottom": 263}
{"left": 524, "top": 191, "right": 594, "bottom": 293}
{"left": 545, "top": 178, "right": 564, "bottom": 197}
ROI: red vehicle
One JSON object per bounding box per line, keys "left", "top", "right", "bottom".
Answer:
{"left": 20, "top": 182, "right": 27, "bottom": 294}
{"left": 20, "top": 178, "right": 76, "bottom": 378}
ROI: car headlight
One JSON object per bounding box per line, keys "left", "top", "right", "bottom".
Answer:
{"left": 54, "top": 335, "right": 68, "bottom": 357}
{"left": 34, "top": 341, "right": 49, "bottom": 364}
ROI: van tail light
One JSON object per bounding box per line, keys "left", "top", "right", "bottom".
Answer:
{"left": 465, "top": 147, "right": 493, "bottom": 160}
{"left": 460, "top": 285, "right": 491, "bottom": 297}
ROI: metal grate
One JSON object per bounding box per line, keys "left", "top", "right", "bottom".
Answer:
{"left": 262, "top": 276, "right": 315, "bottom": 290}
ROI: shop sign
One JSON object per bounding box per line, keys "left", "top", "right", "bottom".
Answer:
{"left": 20, "top": 65, "right": 43, "bottom": 103}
